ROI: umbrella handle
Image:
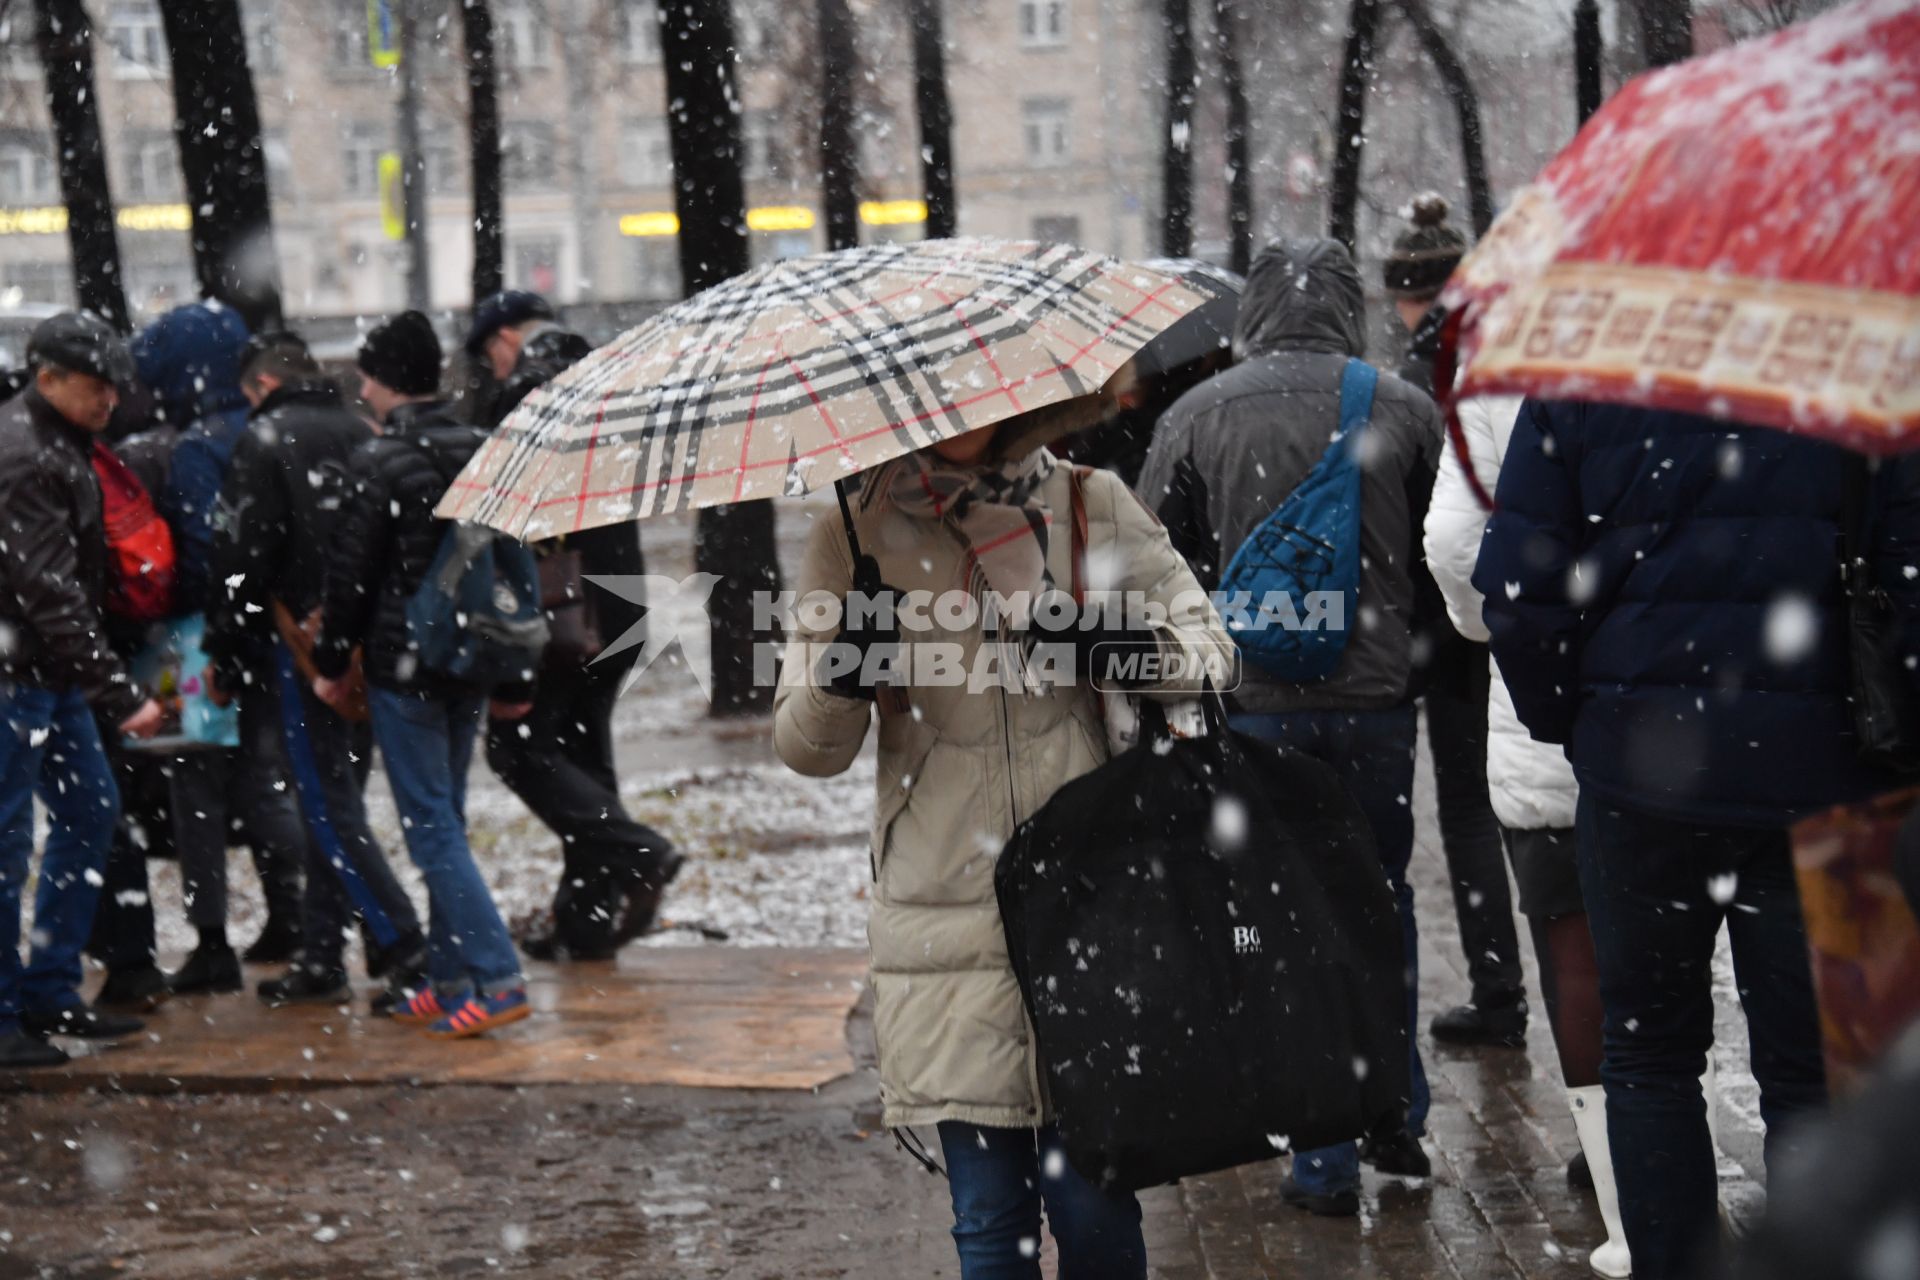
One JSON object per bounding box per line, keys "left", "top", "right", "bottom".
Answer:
{"left": 1436, "top": 308, "right": 1497, "bottom": 513}
{"left": 836, "top": 477, "right": 885, "bottom": 597}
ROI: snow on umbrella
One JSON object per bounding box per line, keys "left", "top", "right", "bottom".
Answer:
{"left": 436, "top": 238, "right": 1221, "bottom": 540}
{"left": 1440, "top": 0, "right": 1920, "bottom": 459}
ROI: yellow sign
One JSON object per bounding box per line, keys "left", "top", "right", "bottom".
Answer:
{"left": 859, "top": 199, "right": 929, "bottom": 227}
{"left": 0, "top": 204, "right": 193, "bottom": 236}
{"left": 368, "top": 0, "right": 400, "bottom": 69}
{"left": 745, "top": 205, "right": 816, "bottom": 233}
{"left": 378, "top": 153, "right": 405, "bottom": 240}
{"left": 618, "top": 210, "right": 681, "bottom": 238}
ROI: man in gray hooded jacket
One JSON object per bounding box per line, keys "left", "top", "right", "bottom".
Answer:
{"left": 1138, "top": 237, "right": 1443, "bottom": 1215}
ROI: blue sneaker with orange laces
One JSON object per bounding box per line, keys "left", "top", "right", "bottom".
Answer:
{"left": 424, "top": 987, "right": 531, "bottom": 1040}
{"left": 389, "top": 987, "right": 452, "bottom": 1027}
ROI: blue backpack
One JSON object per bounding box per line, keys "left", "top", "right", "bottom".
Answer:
{"left": 403, "top": 441, "right": 550, "bottom": 686}
{"left": 1215, "top": 358, "right": 1377, "bottom": 682}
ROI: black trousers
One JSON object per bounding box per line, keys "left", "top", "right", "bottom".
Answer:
{"left": 88, "top": 751, "right": 168, "bottom": 971}
{"left": 167, "top": 692, "right": 307, "bottom": 932}
{"left": 1424, "top": 650, "right": 1526, "bottom": 1009}
{"left": 486, "top": 661, "right": 675, "bottom": 952}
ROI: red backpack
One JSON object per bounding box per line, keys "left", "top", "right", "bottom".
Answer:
{"left": 90, "top": 441, "right": 177, "bottom": 622}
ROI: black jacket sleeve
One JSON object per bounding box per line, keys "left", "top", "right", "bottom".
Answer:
{"left": 312, "top": 444, "right": 393, "bottom": 681}
{"left": 203, "top": 431, "right": 286, "bottom": 692}
{"left": 0, "top": 465, "right": 145, "bottom": 722}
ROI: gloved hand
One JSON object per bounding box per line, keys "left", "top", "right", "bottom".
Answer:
{"left": 1027, "top": 593, "right": 1161, "bottom": 687}
{"left": 816, "top": 554, "right": 905, "bottom": 701}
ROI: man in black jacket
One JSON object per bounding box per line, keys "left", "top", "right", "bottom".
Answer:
{"left": 466, "top": 292, "right": 680, "bottom": 961}
{"left": 0, "top": 313, "right": 163, "bottom": 1067}
{"left": 311, "top": 312, "right": 530, "bottom": 1038}
{"left": 206, "top": 333, "right": 428, "bottom": 1007}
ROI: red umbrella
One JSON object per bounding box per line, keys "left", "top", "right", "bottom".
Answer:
{"left": 1442, "top": 0, "right": 1920, "bottom": 479}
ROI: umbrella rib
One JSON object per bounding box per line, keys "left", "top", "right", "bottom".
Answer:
{"left": 733, "top": 353, "right": 780, "bottom": 503}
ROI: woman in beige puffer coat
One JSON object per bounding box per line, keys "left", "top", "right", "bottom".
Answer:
{"left": 774, "top": 420, "right": 1229, "bottom": 1278}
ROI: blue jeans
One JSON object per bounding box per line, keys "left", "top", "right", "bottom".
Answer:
{"left": 1, "top": 684, "right": 120, "bottom": 1029}
{"left": 1576, "top": 794, "right": 1827, "bottom": 1280}
{"left": 367, "top": 686, "right": 520, "bottom": 998}
{"left": 1231, "top": 704, "right": 1428, "bottom": 1195}
{"left": 936, "top": 1123, "right": 1145, "bottom": 1280}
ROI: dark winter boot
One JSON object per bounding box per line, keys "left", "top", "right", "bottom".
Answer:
{"left": 1429, "top": 999, "right": 1529, "bottom": 1049}
{"left": 167, "top": 943, "right": 243, "bottom": 995}
{"left": 242, "top": 914, "right": 303, "bottom": 966}
{"left": 1279, "top": 1174, "right": 1358, "bottom": 1218}
{"left": 22, "top": 1002, "right": 144, "bottom": 1040}
{"left": 0, "top": 1028, "right": 69, "bottom": 1069}
{"left": 1359, "top": 1128, "right": 1432, "bottom": 1179}
{"left": 257, "top": 965, "right": 351, "bottom": 1007}
{"left": 97, "top": 965, "right": 172, "bottom": 1011}
{"left": 611, "top": 847, "right": 686, "bottom": 948}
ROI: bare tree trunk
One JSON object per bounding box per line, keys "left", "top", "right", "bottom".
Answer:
{"left": 462, "top": 0, "right": 503, "bottom": 303}
{"left": 1573, "top": 0, "right": 1604, "bottom": 125}
{"left": 1327, "top": 0, "right": 1382, "bottom": 251}
{"left": 658, "top": 0, "right": 781, "bottom": 717}
{"left": 1160, "top": 0, "right": 1195, "bottom": 256}
{"left": 156, "top": 0, "right": 280, "bottom": 329}
{"left": 816, "top": 0, "right": 860, "bottom": 251}
{"left": 1635, "top": 0, "right": 1692, "bottom": 67}
{"left": 908, "top": 0, "right": 957, "bottom": 239}
{"left": 1398, "top": 0, "right": 1495, "bottom": 236}
{"left": 1212, "top": 0, "right": 1252, "bottom": 274}
{"left": 394, "top": 0, "right": 430, "bottom": 313}
{"left": 32, "top": 0, "right": 128, "bottom": 329}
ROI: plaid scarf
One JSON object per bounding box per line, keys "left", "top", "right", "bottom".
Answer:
{"left": 877, "top": 447, "right": 1060, "bottom": 689}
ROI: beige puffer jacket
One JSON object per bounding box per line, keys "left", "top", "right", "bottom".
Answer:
{"left": 774, "top": 456, "right": 1231, "bottom": 1130}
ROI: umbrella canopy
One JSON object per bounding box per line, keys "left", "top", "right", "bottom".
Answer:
{"left": 1442, "top": 0, "right": 1920, "bottom": 453}
{"left": 1131, "top": 258, "right": 1243, "bottom": 380}
{"left": 438, "top": 238, "right": 1219, "bottom": 539}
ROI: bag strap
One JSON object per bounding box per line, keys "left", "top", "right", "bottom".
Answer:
{"left": 1337, "top": 358, "right": 1379, "bottom": 446}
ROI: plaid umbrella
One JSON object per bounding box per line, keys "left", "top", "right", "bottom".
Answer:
{"left": 436, "top": 238, "right": 1219, "bottom": 540}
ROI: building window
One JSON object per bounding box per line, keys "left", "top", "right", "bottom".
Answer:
{"left": 248, "top": 0, "right": 283, "bottom": 75}
{"left": 733, "top": 0, "right": 772, "bottom": 61}
{"left": 502, "top": 121, "right": 557, "bottom": 189}
{"left": 497, "top": 0, "right": 551, "bottom": 70}
{"left": 740, "top": 113, "right": 780, "bottom": 182}
{"left": 512, "top": 236, "right": 561, "bottom": 295}
{"left": 3, "top": 261, "right": 72, "bottom": 308}
{"left": 106, "top": 0, "right": 166, "bottom": 78}
{"left": 618, "top": 118, "right": 673, "bottom": 188}
{"left": 1018, "top": 0, "right": 1067, "bottom": 48}
{"left": 0, "top": 13, "right": 40, "bottom": 81}
{"left": 631, "top": 237, "right": 678, "bottom": 300}
{"left": 1031, "top": 215, "right": 1082, "bottom": 245}
{"left": 617, "top": 0, "right": 660, "bottom": 64}
{"left": 424, "top": 133, "right": 459, "bottom": 193}
{"left": 0, "top": 137, "right": 58, "bottom": 205}
{"left": 342, "top": 125, "right": 384, "bottom": 198}
{"left": 331, "top": 0, "right": 371, "bottom": 68}
{"left": 1021, "top": 98, "right": 1070, "bottom": 167}
{"left": 264, "top": 132, "right": 293, "bottom": 198}
{"left": 122, "top": 133, "right": 181, "bottom": 202}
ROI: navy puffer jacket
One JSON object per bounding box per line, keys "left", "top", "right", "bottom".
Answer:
{"left": 1475, "top": 400, "right": 1920, "bottom": 827}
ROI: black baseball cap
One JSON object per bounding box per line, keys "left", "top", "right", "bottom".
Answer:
{"left": 464, "top": 289, "right": 556, "bottom": 356}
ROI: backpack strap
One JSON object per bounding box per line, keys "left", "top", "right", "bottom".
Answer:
{"left": 1338, "top": 358, "right": 1379, "bottom": 445}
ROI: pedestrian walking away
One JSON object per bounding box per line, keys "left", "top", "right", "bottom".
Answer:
{"left": 1385, "top": 194, "right": 1528, "bottom": 1050}
{"left": 1139, "top": 235, "right": 1444, "bottom": 1214}
{"left": 466, "top": 291, "right": 682, "bottom": 962}
{"left": 0, "top": 313, "right": 165, "bottom": 1068}
{"left": 204, "top": 331, "right": 430, "bottom": 1008}
{"left": 313, "top": 311, "right": 533, "bottom": 1040}
{"left": 1476, "top": 399, "right": 1920, "bottom": 1278}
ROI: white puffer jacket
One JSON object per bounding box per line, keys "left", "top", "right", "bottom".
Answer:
{"left": 1421, "top": 395, "right": 1578, "bottom": 831}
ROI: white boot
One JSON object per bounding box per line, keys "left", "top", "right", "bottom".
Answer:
{"left": 1568, "top": 1086, "right": 1632, "bottom": 1278}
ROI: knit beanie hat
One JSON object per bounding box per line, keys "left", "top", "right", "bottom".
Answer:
{"left": 1383, "top": 193, "right": 1470, "bottom": 300}
{"left": 357, "top": 310, "right": 443, "bottom": 396}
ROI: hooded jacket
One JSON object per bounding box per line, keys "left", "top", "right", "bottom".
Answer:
{"left": 773, "top": 458, "right": 1231, "bottom": 1130}
{"left": 133, "top": 302, "right": 254, "bottom": 616}
{"left": 1476, "top": 400, "right": 1920, "bottom": 827}
{"left": 0, "top": 386, "right": 146, "bottom": 723}
{"left": 203, "top": 382, "right": 374, "bottom": 688}
{"left": 1138, "top": 238, "right": 1443, "bottom": 713}
{"left": 313, "top": 400, "right": 530, "bottom": 700}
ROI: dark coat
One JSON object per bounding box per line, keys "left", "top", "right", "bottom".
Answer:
{"left": 1475, "top": 399, "right": 1920, "bottom": 827}
{"left": 158, "top": 405, "right": 250, "bottom": 615}
{"left": 0, "top": 387, "right": 146, "bottom": 722}
{"left": 313, "top": 400, "right": 529, "bottom": 699}
{"left": 1137, "top": 238, "right": 1443, "bottom": 713}
{"left": 203, "top": 383, "right": 374, "bottom": 688}
{"left": 486, "top": 328, "right": 648, "bottom": 671}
